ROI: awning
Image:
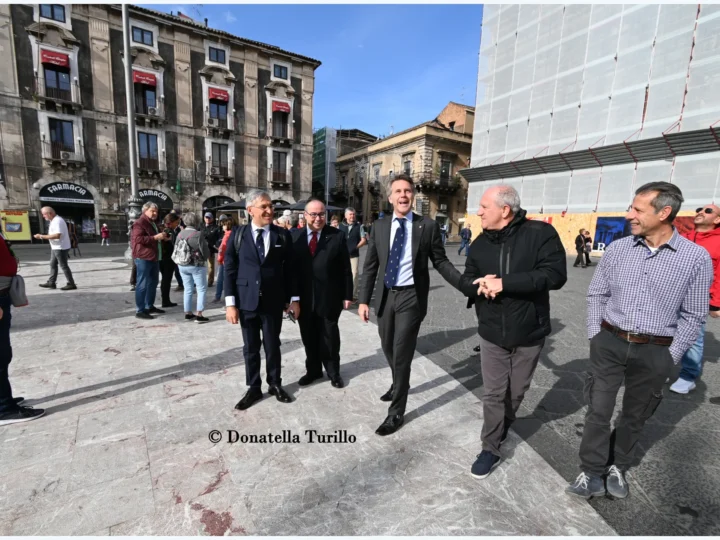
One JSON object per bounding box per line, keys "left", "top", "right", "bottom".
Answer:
{"left": 272, "top": 101, "right": 291, "bottom": 113}
{"left": 208, "top": 87, "right": 229, "bottom": 101}
{"left": 133, "top": 70, "right": 156, "bottom": 86}
{"left": 41, "top": 49, "right": 69, "bottom": 67}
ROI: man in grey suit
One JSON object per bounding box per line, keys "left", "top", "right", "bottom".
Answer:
{"left": 358, "top": 173, "right": 462, "bottom": 436}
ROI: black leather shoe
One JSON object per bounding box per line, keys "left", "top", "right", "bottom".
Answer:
{"left": 148, "top": 306, "right": 165, "bottom": 314}
{"left": 331, "top": 377, "right": 345, "bottom": 389}
{"left": 380, "top": 386, "right": 393, "bottom": 402}
{"left": 135, "top": 311, "right": 153, "bottom": 320}
{"left": 375, "top": 414, "right": 404, "bottom": 436}
{"left": 473, "top": 344, "right": 482, "bottom": 353}
{"left": 268, "top": 385, "right": 292, "bottom": 403}
{"left": 234, "top": 388, "right": 263, "bottom": 411}
{"left": 39, "top": 283, "right": 56, "bottom": 289}
{"left": 161, "top": 302, "right": 178, "bottom": 308}
{"left": 298, "top": 373, "right": 323, "bottom": 386}
{"left": 61, "top": 284, "right": 77, "bottom": 291}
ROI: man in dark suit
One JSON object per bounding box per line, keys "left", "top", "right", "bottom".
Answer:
{"left": 224, "top": 189, "right": 300, "bottom": 410}
{"left": 358, "top": 173, "right": 462, "bottom": 436}
{"left": 291, "top": 198, "right": 353, "bottom": 389}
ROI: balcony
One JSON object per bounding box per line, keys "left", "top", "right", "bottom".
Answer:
{"left": 330, "top": 185, "right": 349, "bottom": 200}
{"left": 207, "top": 160, "right": 233, "bottom": 182}
{"left": 205, "top": 113, "right": 235, "bottom": 135}
{"left": 138, "top": 157, "right": 166, "bottom": 180}
{"left": 367, "top": 180, "right": 383, "bottom": 195}
{"left": 42, "top": 140, "right": 84, "bottom": 166}
{"left": 352, "top": 179, "right": 365, "bottom": 194}
{"left": 33, "top": 77, "right": 82, "bottom": 110}
{"left": 135, "top": 101, "right": 164, "bottom": 125}
{"left": 271, "top": 171, "right": 291, "bottom": 189}
{"left": 267, "top": 120, "right": 293, "bottom": 145}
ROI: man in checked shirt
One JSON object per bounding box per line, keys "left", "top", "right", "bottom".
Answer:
{"left": 567, "top": 182, "right": 713, "bottom": 501}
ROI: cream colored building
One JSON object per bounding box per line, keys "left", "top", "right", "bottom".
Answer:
{"left": 0, "top": 4, "right": 320, "bottom": 238}
{"left": 335, "top": 102, "right": 473, "bottom": 237}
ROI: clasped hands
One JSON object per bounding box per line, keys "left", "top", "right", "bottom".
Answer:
{"left": 473, "top": 274, "right": 503, "bottom": 299}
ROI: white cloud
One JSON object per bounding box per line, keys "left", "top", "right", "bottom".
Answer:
{"left": 225, "top": 11, "right": 237, "bottom": 23}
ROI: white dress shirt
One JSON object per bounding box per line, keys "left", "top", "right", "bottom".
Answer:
{"left": 391, "top": 212, "right": 414, "bottom": 287}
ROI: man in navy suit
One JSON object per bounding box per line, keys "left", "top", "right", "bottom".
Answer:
{"left": 224, "top": 189, "right": 300, "bottom": 410}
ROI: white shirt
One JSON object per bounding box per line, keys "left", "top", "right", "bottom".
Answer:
{"left": 307, "top": 227, "right": 321, "bottom": 245}
{"left": 48, "top": 216, "right": 71, "bottom": 250}
{"left": 251, "top": 223, "right": 271, "bottom": 257}
{"left": 390, "top": 212, "right": 414, "bottom": 287}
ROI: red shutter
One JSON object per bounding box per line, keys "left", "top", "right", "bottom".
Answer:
{"left": 208, "top": 87, "right": 229, "bottom": 101}
{"left": 132, "top": 70, "right": 156, "bottom": 86}
{"left": 272, "top": 101, "right": 291, "bottom": 113}
{"left": 41, "top": 49, "right": 69, "bottom": 67}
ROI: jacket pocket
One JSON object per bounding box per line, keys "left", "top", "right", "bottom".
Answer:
{"left": 641, "top": 390, "right": 663, "bottom": 420}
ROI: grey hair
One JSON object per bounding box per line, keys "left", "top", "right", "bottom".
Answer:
{"left": 183, "top": 211, "right": 199, "bottom": 228}
{"left": 40, "top": 206, "right": 56, "bottom": 216}
{"left": 384, "top": 173, "right": 415, "bottom": 197}
{"left": 345, "top": 207, "right": 356, "bottom": 215}
{"left": 289, "top": 213, "right": 299, "bottom": 227}
{"left": 277, "top": 216, "right": 287, "bottom": 226}
{"left": 635, "top": 181, "right": 684, "bottom": 221}
{"left": 142, "top": 202, "right": 158, "bottom": 213}
{"left": 492, "top": 185, "right": 521, "bottom": 214}
{"left": 246, "top": 189, "right": 271, "bottom": 208}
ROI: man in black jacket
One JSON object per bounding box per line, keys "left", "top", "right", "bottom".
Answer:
{"left": 292, "top": 199, "right": 353, "bottom": 389}
{"left": 459, "top": 185, "right": 567, "bottom": 479}
{"left": 359, "top": 174, "right": 462, "bottom": 436}
{"left": 574, "top": 229, "right": 587, "bottom": 268}
{"left": 338, "top": 207, "right": 367, "bottom": 302}
{"left": 201, "top": 212, "right": 221, "bottom": 287}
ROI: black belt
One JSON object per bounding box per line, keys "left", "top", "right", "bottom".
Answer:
{"left": 601, "top": 321, "right": 673, "bottom": 346}
{"left": 389, "top": 285, "right": 414, "bottom": 292}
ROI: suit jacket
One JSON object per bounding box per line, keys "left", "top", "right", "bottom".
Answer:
{"left": 359, "top": 212, "right": 461, "bottom": 318}
{"left": 224, "top": 224, "right": 298, "bottom": 312}
{"left": 291, "top": 225, "right": 353, "bottom": 320}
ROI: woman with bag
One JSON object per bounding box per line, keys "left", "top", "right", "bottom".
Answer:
{"left": 173, "top": 212, "right": 210, "bottom": 323}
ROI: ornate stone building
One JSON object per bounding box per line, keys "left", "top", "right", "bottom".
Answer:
{"left": 0, "top": 4, "right": 320, "bottom": 239}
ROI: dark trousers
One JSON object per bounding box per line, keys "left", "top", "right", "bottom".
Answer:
{"left": 579, "top": 328, "right": 673, "bottom": 476}
{"left": 299, "top": 310, "right": 341, "bottom": 380}
{"left": 174, "top": 264, "right": 182, "bottom": 287}
{"left": 584, "top": 250, "right": 591, "bottom": 266}
{"left": 377, "top": 288, "right": 424, "bottom": 416}
{"left": 479, "top": 335, "right": 544, "bottom": 455}
{"left": 134, "top": 259, "right": 159, "bottom": 313}
{"left": 160, "top": 259, "right": 176, "bottom": 305}
{"left": 239, "top": 297, "right": 283, "bottom": 388}
{"left": 49, "top": 249, "right": 75, "bottom": 285}
{"left": 0, "top": 294, "right": 14, "bottom": 413}
{"left": 574, "top": 249, "right": 586, "bottom": 267}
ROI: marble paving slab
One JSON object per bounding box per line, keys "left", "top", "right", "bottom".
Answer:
{"left": 1, "top": 255, "right": 616, "bottom": 535}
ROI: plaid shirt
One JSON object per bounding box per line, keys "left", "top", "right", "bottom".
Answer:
{"left": 587, "top": 228, "right": 713, "bottom": 363}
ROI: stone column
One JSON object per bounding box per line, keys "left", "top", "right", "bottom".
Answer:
{"left": 89, "top": 8, "right": 113, "bottom": 112}
{"left": 174, "top": 34, "right": 193, "bottom": 127}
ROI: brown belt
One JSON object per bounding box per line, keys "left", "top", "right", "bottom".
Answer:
{"left": 601, "top": 321, "right": 673, "bottom": 346}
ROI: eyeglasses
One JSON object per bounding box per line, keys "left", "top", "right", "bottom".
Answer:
{"left": 305, "top": 212, "right": 326, "bottom": 219}
{"left": 250, "top": 204, "right": 274, "bottom": 211}
{"left": 696, "top": 207, "right": 715, "bottom": 214}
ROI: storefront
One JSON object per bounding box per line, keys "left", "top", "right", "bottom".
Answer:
{"left": 138, "top": 188, "right": 174, "bottom": 220}
{"left": 38, "top": 181, "right": 96, "bottom": 240}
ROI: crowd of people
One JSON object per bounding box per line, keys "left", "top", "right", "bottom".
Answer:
{"left": 0, "top": 178, "right": 718, "bottom": 511}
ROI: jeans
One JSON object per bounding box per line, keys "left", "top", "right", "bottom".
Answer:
{"left": 215, "top": 263, "right": 225, "bottom": 300}
{"left": 458, "top": 239, "right": 469, "bottom": 256}
{"left": 179, "top": 265, "right": 207, "bottom": 313}
{"left": 678, "top": 323, "right": 705, "bottom": 382}
{"left": 0, "top": 295, "right": 14, "bottom": 413}
{"left": 49, "top": 248, "right": 75, "bottom": 286}
{"left": 134, "top": 259, "right": 159, "bottom": 313}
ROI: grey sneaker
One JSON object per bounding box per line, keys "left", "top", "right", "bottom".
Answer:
{"left": 566, "top": 472, "right": 606, "bottom": 499}
{"left": 605, "top": 465, "right": 629, "bottom": 499}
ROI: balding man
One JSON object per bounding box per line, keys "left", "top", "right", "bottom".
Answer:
{"left": 34, "top": 206, "right": 77, "bottom": 290}
{"left": 458, "top": 185, "right": 567, "bottom": 479}
{"left": 669, "top": 203, "right": 720, "bottom": 394}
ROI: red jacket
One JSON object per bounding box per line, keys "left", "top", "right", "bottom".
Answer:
{"left": 682, "top": 227, "right": 720, "bottom": 309}
{"left": 131, "top": 214, "right": 159, "bottom": 261}
{"left": 0, "top": 235, "right": 17, "bottom": 278}
{"left": 101, "top": 226, "right": 110, "bottom": 239}
{"left": 217, "top": 229, "right": 232, "bottom": 265}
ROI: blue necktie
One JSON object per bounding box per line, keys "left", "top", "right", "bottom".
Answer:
{"left": 255, "top": 228, "right": 265, "bottom": 264}
{"left": 384, "top": 218, "right": 406, "bottom": 288}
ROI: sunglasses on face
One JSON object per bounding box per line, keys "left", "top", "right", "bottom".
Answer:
{"left": 696, "top": 207, "right": 715, "bottom": 215}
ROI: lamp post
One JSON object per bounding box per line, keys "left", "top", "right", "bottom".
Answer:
{"left": 122, "top": 4, "right": 141, "bottom": 261}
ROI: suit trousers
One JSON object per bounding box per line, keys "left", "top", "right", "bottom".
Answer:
{"left": 160, "top": 258, "right": 176, "bottom": 305}
{"left": 377, "top": 287, "right": 424, "bottom": 416}
{"left": 350, "top": 257, "right": 359, "bottom": 300}
{"left": 478, "top": 336, "right": 544, "bottom": 456}
{"left": 299, "top": 310, "right": 341, "bottom": 379}
{"left": 239, "top": 296, "right": 283, "bottom": 388}
{"left": 579, "top": 329, "right": 673, "bottom": 476}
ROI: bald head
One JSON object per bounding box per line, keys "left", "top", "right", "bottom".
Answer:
{"left": 477, "top": 185, "right": 521, "bottom": 231}
{"left": 41, "top": 206, "right": 56, "bottom": 221}
{"left": 694, "top": 203, "right": 720, "bottom": 232}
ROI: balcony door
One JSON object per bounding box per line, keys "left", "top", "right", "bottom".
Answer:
{"left": 49, "top": 118, "right": 74, "bottom": 158}
{"left": 138, "top": 132, "right": 159, "bottom": 170}
{"left": 134, "top": 84, "right": 156, "bottom": 115}
{"left": 211, "top": 143, "right": 229, "bottom": 175}
{"left": 45, "top": 67, "right": 71, "bottom": 101}
{"left": 273, "top": 151, "right": 287, "bottom": 183}
{"left": 272, "top": 111, "right": 288, "bottom": 138}
{"left": 209, "top": 100, "right": 228, "bottom": 128}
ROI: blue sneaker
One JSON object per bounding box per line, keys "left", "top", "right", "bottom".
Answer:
{"left": 566, "top": 472, "right": 606, "bottom": 499}
{"left": 471, "top": 450, "right": 501, "bottom": 479}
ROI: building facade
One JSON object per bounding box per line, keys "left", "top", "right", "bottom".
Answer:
{"left": 335, "top": 103, "right": 473, "bottom": 236}
{"left": 462, "top": 4, "right": 720, "bottom": 251}
{"left": 0, "top": 4, "right": 320, "bottom": 240}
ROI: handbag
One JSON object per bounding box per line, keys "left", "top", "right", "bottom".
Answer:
{"left": 10, "top": 274, "right": 28, "bottom": 307}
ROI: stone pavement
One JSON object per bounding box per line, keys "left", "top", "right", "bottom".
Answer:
{"left": 0, "top": 247, "right": 615, "bottom": 535}
{"left": 358, "top": 246, "right": 720, "bottom": 536}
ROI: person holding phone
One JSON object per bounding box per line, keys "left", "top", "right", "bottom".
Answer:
{"left": 131, "top": 202, "right": 169, "bottom": 320}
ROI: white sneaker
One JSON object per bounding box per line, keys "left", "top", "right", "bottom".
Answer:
{"left": 670, "top": 378, "right": 696, "bottom": 394}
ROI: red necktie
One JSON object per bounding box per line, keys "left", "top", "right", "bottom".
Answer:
{"left": 309, "top": 231, "right": 318, "bottom": 256}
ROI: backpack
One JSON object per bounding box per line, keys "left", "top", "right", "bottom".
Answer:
{"left": 172, "top": 231, "right": 202, "bottom": 266}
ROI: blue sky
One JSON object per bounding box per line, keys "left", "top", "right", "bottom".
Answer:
{"left": 142, "top": 4, "right": 483, "bottom": 137}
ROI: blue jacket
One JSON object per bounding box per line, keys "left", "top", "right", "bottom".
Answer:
{"left": 223, "top": 224, "right": 298, "bottom": 312}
